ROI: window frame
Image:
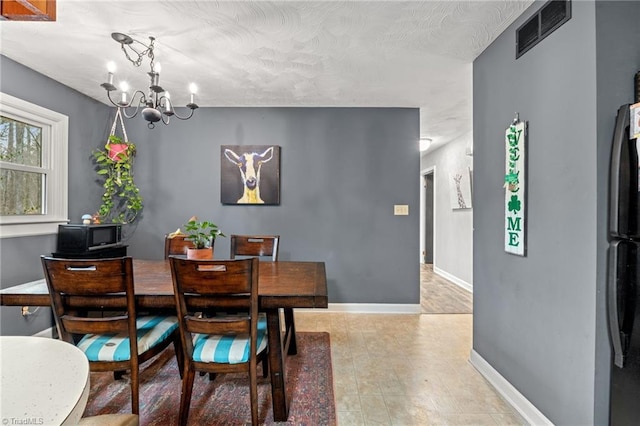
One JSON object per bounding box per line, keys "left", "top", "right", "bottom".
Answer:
{"left": 0, "top": 92, "right": 68, "bottom": 238}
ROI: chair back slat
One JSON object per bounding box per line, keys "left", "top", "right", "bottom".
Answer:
{"left": 230, "top": 235, "right": 279, "bottom": 261}
{"left": 184, "top": 315, "right": 251, "bottom": 335}
{"left": 43, "top": 258, "right": 131, "bottom": 295}
{"left": 61, "top": 315, "right": 129, "bottom": 335}
{"left": 170, "top": 258, "right": 254, "bottom": 295}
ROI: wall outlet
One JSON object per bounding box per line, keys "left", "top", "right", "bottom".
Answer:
{"left": 394, "top": 204, "right": 409, "bottom": 215}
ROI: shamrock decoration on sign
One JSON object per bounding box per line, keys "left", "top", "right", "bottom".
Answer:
{"left": 508, "top": 195, "right": 521, "bottom": 213}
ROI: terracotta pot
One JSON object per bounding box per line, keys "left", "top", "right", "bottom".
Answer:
{"left": 108, "top": 144, "right": 129, "bottom": 162}
{"left": 186, "top": 247, "right": 213, "bottom": 260}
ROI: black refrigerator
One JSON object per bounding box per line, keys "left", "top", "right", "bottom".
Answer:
{"left": 608, "top": 102, "right": 640, "bottom": 425}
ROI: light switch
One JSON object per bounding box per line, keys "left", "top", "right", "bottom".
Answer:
{"left": 394, "top": 204, "right": 409, "bottom": 215}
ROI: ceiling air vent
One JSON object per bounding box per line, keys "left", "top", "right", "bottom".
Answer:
{"left": 516, "top": 0, "right": 571, "bottom": 59}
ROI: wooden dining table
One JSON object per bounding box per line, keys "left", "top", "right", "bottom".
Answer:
{"left": 0, "top": 258, "right": 328, "bottom": 422}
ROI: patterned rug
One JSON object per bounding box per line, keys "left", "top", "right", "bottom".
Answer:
{"left": 83, "top": 332, "right": 336, "bottom": 425}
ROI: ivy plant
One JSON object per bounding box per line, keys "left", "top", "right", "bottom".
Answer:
{"left": 92, "top": 135, "right": 143, "bottom": 224}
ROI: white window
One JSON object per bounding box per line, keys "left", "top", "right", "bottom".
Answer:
{"left": 0, "top": 92, "right": 68, "bottom": 238}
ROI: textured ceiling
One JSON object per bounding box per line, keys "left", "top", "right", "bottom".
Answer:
{"left": 0, "top": 0, "right": 533, "bottom": 150}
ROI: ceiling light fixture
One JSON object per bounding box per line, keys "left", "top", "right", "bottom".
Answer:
{"left": 100, "top": 32, "right": 198, "bottom": 129}
{"left": 419, "top": 137, "right": 433, "bottom": 152}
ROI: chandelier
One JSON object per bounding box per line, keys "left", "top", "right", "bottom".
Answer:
{"left": 100, "top": 32, "right": 198, "bottom": 129}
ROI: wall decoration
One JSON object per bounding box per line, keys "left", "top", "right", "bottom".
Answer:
{"left": 449, "top": 169, "right": 472, "bottom": 209}
{"left": 221, "top": 145, "right": 280, "bottom": 205}
{"left": 504, "top": 114, "right": 527, "bottom": 256}
{"left": 631, "top": 102, "right": 640, "bottom": 140}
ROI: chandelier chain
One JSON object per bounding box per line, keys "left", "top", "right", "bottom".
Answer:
{"left": 119, "top": 37, "right": 156, "bottom": 69}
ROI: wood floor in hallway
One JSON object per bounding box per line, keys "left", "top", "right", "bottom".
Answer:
{"left": 421, "top": 264, "right": 473, "bottom": 314}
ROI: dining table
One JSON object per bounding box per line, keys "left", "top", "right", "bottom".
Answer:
{"left": 0, "top": 258, "right": 328, "bottom": 422}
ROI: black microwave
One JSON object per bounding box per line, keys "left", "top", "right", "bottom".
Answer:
{"left": 56, "top": 224, "right": 122, "bottom": 253}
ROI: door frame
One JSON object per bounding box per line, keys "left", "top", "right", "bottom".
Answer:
{"left": 420, "top": 165, "right": 436, "bottom": 265}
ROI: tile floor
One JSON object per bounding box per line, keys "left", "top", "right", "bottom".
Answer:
{"left": 295, "top": 312, "right": 527, "bottom": 425}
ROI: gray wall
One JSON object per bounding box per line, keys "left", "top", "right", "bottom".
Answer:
{"left": 124, "top": 106, "right": 420, "bottom": 304}
{"left": 473, "top": 1, "right": 639, "bottom": 424}
{"left": 420, "top": 132, "right": 473, "bottom": 286}
{"left": 0, "top": 56, "right": 110, "bottom": 335}
{"left": 1, "top": 56, "right": 421, "bottom": 335}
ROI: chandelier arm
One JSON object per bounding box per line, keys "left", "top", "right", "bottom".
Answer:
{"left": 106, "top": 90, "right": 147, "bottom": 109}
{"left": 161, "top": 114, "right": 170, "bottom": 125}
{"left": 120, "top": 104, "right": 141, "bottom": 120}
{"left": 168, "top": 108, "right": 197, "bottom": 121}
{"left": 107, "top": 90, "right": 148, "bottom": 119}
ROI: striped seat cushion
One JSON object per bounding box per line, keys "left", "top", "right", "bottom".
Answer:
{"left": 77, "top": 316, "right": 178, "bottom": 362}
{"left": 192, "top": 314, "right": 267, "bottom": 364}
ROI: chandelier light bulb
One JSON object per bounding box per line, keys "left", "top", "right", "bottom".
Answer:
{"left": 119, "top": 81, "right": 129, "bottom": 104}
{"left": 100, "top": 61, "right": 117, "bottom": 89}
{"left": 165, "top": 92, "right": 172, "bottom": 112}
{"left": 155, "top": 62, "right": 161, "bottom": 74}
{"left": 189, "top": 83, "right": 197, "bottom": 105}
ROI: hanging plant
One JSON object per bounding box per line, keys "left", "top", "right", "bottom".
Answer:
{"left": 92, "top": 109, "right": 143, "bottom": 224}
{"left": 92, "top": 134, "right": 143, "bottom": 224}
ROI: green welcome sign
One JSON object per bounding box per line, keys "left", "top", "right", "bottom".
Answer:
{"left": 504, "top": 118, "right": 527, "bottom": 256}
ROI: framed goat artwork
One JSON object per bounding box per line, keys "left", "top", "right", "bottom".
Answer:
{"left": 220, "top": 145, "right": 281, "bottom": 205}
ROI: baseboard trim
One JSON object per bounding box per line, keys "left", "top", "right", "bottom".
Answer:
{"left": 433, "top": 266, "right": 473, "bottom": 293}
{"left": 469, "top": 349, "right": 553, "bottom": 425}
{"left": 298, "top": 303, "right": 421, "bottom": 314}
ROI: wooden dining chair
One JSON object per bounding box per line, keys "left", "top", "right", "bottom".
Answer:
{"left": 164, "top": 234, "right": 194, "bottom": 259}
{"left": 41, "top": 256, "right": 184, "bottom": 415}
{"left": 230, "top": 234, "right": 280, "bottom": 262}
{"left": 169, "top": 257, "right": 268, "bottom": 426}
{"left": 230, "top": 234, "right": 297, "bottom": 354}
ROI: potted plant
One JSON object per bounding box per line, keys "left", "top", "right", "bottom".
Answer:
{"left": 92, "top": 135, "right": 143, "bottom": 225}
{"left": 184, "top": 216, "right": 226, "bottom": 259}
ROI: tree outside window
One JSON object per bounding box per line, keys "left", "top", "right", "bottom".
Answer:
{"left": 1, "top": 116, "right": 44, "bottom": 216}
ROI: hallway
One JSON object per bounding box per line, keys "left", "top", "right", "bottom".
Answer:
{"left": 421, "top": 264, "right": 473, "bottom": 314}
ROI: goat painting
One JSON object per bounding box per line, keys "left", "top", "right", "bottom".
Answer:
{"left": 220, "top": 145, "right": 280, "bottom": 205}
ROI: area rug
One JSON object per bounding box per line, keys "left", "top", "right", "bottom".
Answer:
{"left": 83, "top": 332, "right": 336, "bottom": 425}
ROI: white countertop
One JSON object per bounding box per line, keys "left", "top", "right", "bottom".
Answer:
{"left": 0, "top": 336, "right": 90, "bottom": 426}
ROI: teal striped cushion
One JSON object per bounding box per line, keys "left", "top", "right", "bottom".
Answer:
{"left": 77, "top": 316, "right": 178, "bottom": 362}
{"left": 192, "top": 315, "right": 267, "bottom": 364}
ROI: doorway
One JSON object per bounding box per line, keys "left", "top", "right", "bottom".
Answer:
{"left": 419, "top": 166, "right": 473, "bottom": 314}
{"left": 423, "top": 171, "right": 434, "bottom": 264}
